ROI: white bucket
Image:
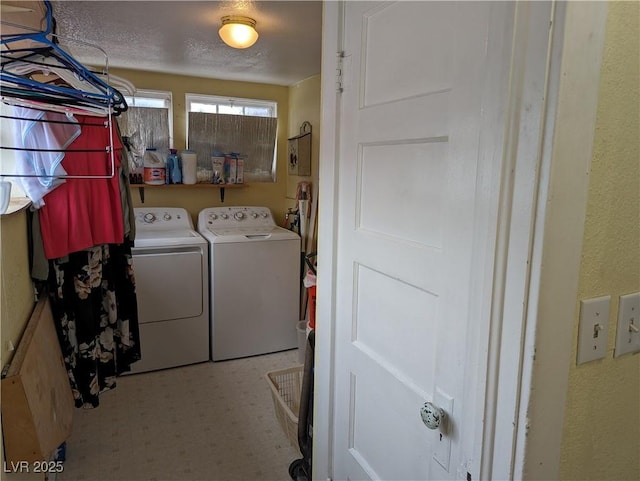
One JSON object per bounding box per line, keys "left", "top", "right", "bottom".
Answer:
{"left": 296, "top": 320, "right": 308, "bottom": 364}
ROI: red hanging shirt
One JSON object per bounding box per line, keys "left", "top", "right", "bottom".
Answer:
{"left": 39, "top": 116, "right": 124, "bottom": 259}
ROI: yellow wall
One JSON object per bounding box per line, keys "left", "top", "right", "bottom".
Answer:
{"left": 0, "top": 209, "right": 35, "bottom": 367}
{"left": 109, "top": 68, "right": 291, "bottom": 227}
{"left": 0, "top": 208, "right": 42, "bottom": 481}
{"left": 286, "top": 74, "right": 321, "bottom": 206}
{"left": 560, "top": 2, "right": 640, "bottom": 480}
{"left": 286, "top": 75, "right": 321, "bottom": 254}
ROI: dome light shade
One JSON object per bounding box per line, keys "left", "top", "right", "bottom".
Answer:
{"left": 219, "top": 15, "right": 259, "bottom": 49}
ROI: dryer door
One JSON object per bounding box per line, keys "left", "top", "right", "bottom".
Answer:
{"left": 133, "top": 247, "right": 204, "bottom": 323}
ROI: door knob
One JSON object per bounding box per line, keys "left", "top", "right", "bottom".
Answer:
{"left": 420, "top": 401, "right": 445, "bottom": 430}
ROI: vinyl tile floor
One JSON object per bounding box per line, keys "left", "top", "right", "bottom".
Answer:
{"left": 58, "top": 349, "right": 303, "bottom": 481}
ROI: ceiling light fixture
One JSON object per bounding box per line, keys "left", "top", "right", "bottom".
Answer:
{"left": 218, "top": 15, "right": 259, "bottom": 49}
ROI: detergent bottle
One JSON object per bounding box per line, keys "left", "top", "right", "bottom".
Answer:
{"left": 143, "top": 148, "right": 165, "bottom": 185}
{"left": 166, "top": 149, "right": 182, "bottom": 184}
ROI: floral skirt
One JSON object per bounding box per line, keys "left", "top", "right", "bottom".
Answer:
{"left": 48, "top": 241, "right": 141, "bottom": 408}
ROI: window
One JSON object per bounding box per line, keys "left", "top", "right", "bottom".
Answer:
{"left": 117, "top": 89, "right": 172, "bottom": 166}
{"left": 187, "top": 94, "right": 276, "bottom": 117}
{"left": 186, "top": 94, "right": 278, "bottom": 182}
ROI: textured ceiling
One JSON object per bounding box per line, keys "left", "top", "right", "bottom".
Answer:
{"left": 48, "top": 0, "right": 323, "bottom": 86}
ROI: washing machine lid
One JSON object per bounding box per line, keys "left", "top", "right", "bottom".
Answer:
{"left": 134, "top": 229, "right": 207, "bottom": 248}
{"left": 200, "top": 225, "right": 300, "bottom": 244}
{"left": 197, "top": 206, "right": 300, "bottom": 243}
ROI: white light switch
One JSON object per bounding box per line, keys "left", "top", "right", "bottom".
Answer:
{"left": 614, "top": 292, "right": 640, "bottom": 357}
{"left": 577, "top": 296, "right": 610, "bottom": 364}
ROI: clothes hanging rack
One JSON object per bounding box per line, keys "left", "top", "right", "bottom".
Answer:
{"left": 0, "top": 0, "right": 133, "bottom": 181}
{"left": 1, "top": 94, "right": 118, "bottom": 118}
{"left": 0, "top": 113, "right": 110, "bottom": 127}
{"left": 0, "top": 3, "right": 126, "bottom": 99}
{"left": 1, "top": 1, "right": 128, "bottom": 116}
{"left": 3, "top": 146, "right": 111, "bottom": 153}
{"left": 0, "top": 110, "right": 117, "bottom": 180}
{"left": 1, "top": 57, "right": 126, "bottom": 116}
{"left": 1, "top": 51, "right": 128, "bottom": 114}
{"left": 89, "top": 70, "right": 136, "bottom": 97}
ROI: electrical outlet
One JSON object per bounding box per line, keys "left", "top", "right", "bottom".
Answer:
{"left": 577, "top": 296, "right": 610, "bottom": 364}
{"left": 614, "top": 292, "right": 640, "bottom": 357}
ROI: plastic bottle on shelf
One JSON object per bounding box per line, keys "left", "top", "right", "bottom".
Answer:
{"left": 173, "top": 150, "right": 183, "bottom": 184}
{"left": 165, "top": 150, "right": 172, "bottom": 184}
{"left": 166, "top": 149, "right": 182, "bottom": 184}
{"left": 211, "top": 151, "right": 225, "bottom": 184}
{"left": 143, "top": 148, "right": 165, "bottom": 185}
{"left": 181, "top": 150, "right": 197, "bottom": 184}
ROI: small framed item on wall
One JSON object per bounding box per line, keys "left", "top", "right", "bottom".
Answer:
{"left": 288, "top": 121, "right": 312, "bottom": 176}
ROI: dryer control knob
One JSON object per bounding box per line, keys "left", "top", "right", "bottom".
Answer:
{"left": 251, "top": 213, "right": 259, "bottom": 219}
{"left": 221, "top": 214, "right": 229, "bottom": 219}
{"left": 163, "top": 213, "right": 172, "bottom": 221}
{"left": 143, "top": 213, "right": 156, "bottom": 223}
{"left": 261, "top": 212, "right": 268, "bottom": 218}
{"left": 234, "top": 212, "right": 245, "bottom": 220}
{"left": 210, "top": 214, "right": 218, "bottom": 220}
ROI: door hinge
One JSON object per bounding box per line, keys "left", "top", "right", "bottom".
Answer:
{"left": 336, "top": 51, "right": 345, "bottom": 93}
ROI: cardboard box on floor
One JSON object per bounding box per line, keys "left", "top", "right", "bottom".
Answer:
{"left": 1, "top": 296, "right": 74, "bottom": 463}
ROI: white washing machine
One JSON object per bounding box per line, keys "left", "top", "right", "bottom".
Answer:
{"left": 197, "top": 206, "right": 300, "bottom": 361}
{"left": 129, "top": 207, "right": 210, "bottom": 374}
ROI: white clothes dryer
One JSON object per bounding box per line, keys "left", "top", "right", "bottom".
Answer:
{"left": 197, "top": 206, "right": 300, "bottom": 361}
{"left": 129, "top": 207, "right": 209, "bottom": 374}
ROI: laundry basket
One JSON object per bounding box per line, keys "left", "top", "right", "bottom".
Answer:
{"left": 265, "top": 365, "right": 304, "bottom": 452}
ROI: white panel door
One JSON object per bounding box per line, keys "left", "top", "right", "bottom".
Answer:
{"left": 332, "top": 2, "right": 515, "bottom": 479}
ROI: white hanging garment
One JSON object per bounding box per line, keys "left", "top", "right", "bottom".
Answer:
{"left": 9, "top": 105, "right": 81, "bottom": 207}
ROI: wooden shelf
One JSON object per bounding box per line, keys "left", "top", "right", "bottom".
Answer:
{"left": 131, "top": 183, "right": 247, "bottom": 203}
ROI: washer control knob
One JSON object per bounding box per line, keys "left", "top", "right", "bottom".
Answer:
{"left": 251, "top": 212, "right": 259, "bottom": 219}
{"left": 221, "top": 214, "right": 228, "bottom": 219}
{"left": 234, "top": 211, "right": 245, "bottom": 220}
{"left": 210, "top": 214, "right": 218, "bottom": 220}
{"left": 163, "top": 213, "right": 172, "bottom": 221}
{"left": 261, "top": 212, "right": 268, "bottom": 218}
{"left": 143, "top": 213, "right": 156, "bottom": 223}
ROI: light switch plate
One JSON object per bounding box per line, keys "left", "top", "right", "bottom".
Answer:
{"left": 432, "top": 388, "right": 454, "bottom": 472}
{"left": 577, "top": 296, "right": 610, "bottom": 364}
{"left": 614, "top": 292, "right": 640, "bottom": 357}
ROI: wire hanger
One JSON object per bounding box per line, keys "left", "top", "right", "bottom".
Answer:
{"left": 1, "top": 0, "right": 128, "bottom": 116}
{"left": 0, "top": 1, "right": 130, "bottom": 184}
